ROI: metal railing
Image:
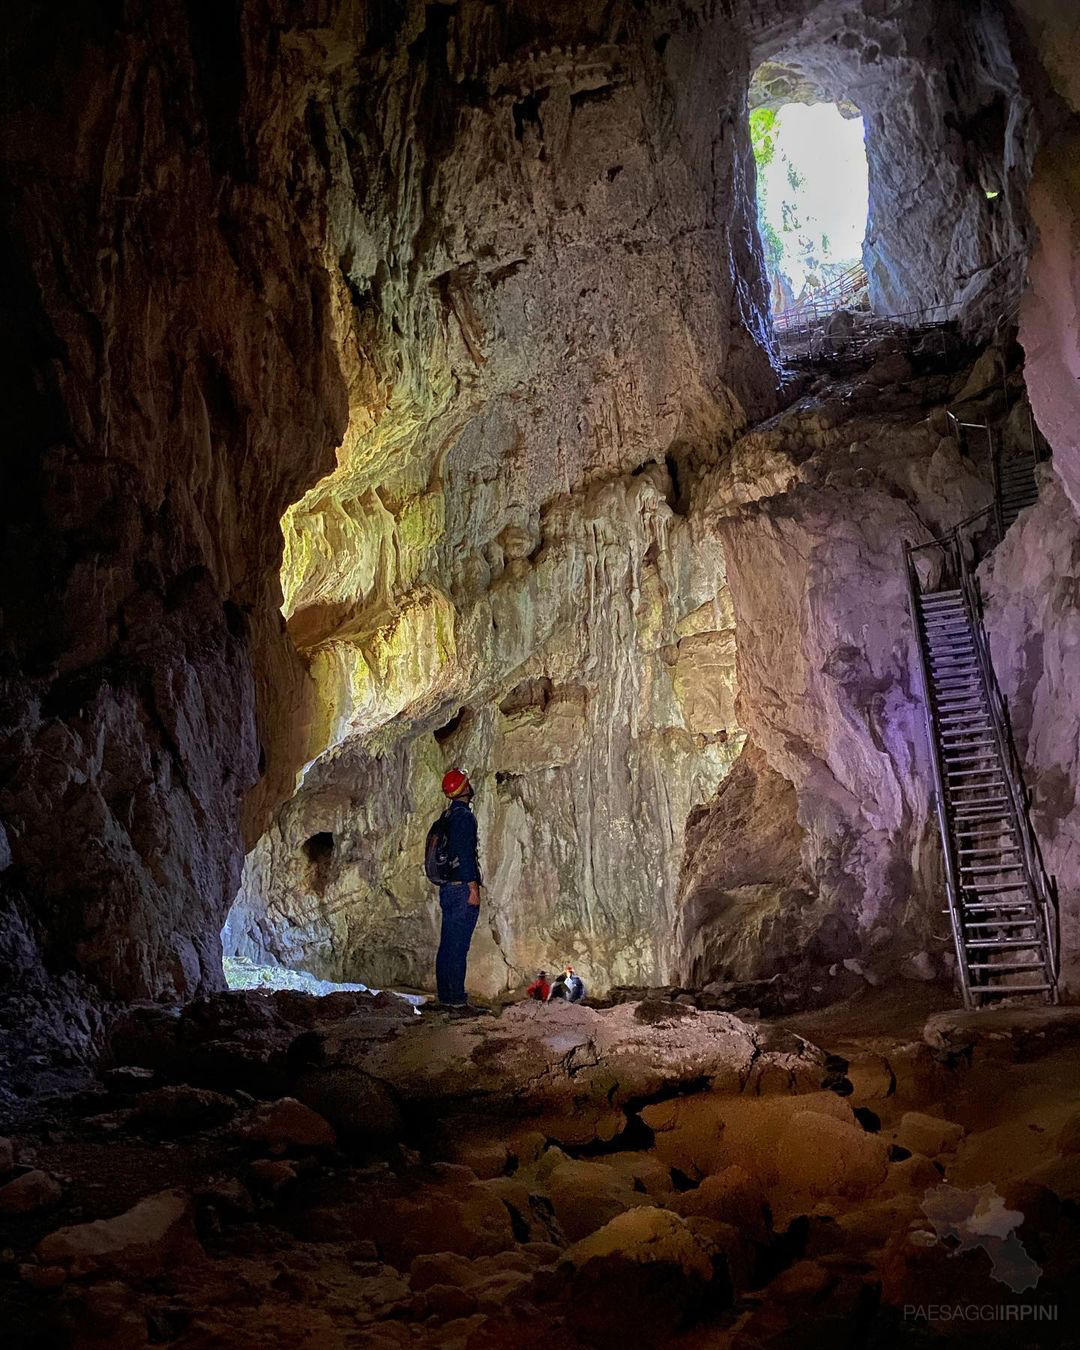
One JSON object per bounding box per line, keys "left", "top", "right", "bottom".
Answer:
{"left": 773, "top": 261, "right": 868, "bottom": 335}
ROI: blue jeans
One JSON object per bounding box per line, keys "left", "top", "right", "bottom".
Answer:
{"left": 436, "top": 882, "right": 480, "bottom": 1005}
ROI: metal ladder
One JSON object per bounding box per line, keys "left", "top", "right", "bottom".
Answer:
{"left": 905, "top": 525, "right": 1059, "bottom": 1007}
{"left": 948, "top": 403, "right": 1048, "bottom": 541}
{"left": 992, "top": 411, "right": 1043, "bottom": 534}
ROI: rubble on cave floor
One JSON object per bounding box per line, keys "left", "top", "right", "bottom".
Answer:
{"left": 2, "top": 987, "right": 1078, "bottom": 1349}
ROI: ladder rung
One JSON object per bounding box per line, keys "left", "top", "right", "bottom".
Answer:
{"left": 968, "top": 961, "right": 1046, "bottom": 971}
{"left": 946, "top": 769, "right": 1002, "bottom": 779}
{"left": 964, "top": 920, "right": 1036, "bottom": 929}
{"left": 974, "top": 983, "right": 1052, "bottom": 995}
{"left": 958, "top": 845, "right": 1019, "bottom": 856}
{"left": 965, "top": 939, "right": 1042, "bottom": 950}
{"left": 957, "top": 905, "right": 1032, "bottom": 914}
{"left": 964, "top": 884, "right": 1031, "bottom": 898}
{"left": 961, "top": 863, "right": 1025, "bottom": 874}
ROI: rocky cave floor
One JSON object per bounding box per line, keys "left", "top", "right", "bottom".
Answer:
{"left": 2, "top": 981, "right": 1079, "bottom": 1350}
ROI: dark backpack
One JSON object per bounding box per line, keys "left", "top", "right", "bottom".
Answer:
{"left": 424, "top": 811, "right": 453, "bottom": 884}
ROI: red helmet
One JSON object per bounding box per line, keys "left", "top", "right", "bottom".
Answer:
{"left": 441, "top": 768, "right": 469, "bottom": 797}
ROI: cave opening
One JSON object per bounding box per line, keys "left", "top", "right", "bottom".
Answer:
{"left": 749, "top": 93, "right": 869, "bottom": 317}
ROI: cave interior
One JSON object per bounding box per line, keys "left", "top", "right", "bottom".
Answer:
{"left": 2, "top": 0, "right": 1080, "bottom": 1345}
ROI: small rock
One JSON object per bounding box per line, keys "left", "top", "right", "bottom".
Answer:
{"left": 410, "top": 1252, "right": 478, "bottom": 1291}
{"left": 101, "top": 1066, "right": 156, "bottom": 1092}
{"left": 866, "top": 352, "right": 913, "bottom": 386}
{"left": 1056, "top": 1112, "right": 1080, "bottom": 1157}
{"left": 19, "top": 1262, "right": 67, "bottom": 1289}
{"left": 195, "top": 1177, "right": 253, "bottom": 1216}
{"left": 36, "top": 1188, "right": 201, "bottom": 1279}
{"left": 244, "top": 1097, "right": 336, "bottom": 1150}
{"left": 842, "top": 958, "right": 864, "bottom": 976}
{"left": 901, "top": 951, "right": 936, "bottom": 982}
{"left": 249, "top": 1159, "right": 297, "bottom": 1191}
{"left": 447, "top": 1138, "right": 510, "bottom": 1181}
{"left": 425, "top": 1282, "right": 477, "bottom": 1321}
{"left": 767, "top": 1258, "right": 834, "bottom": 1300}
{"left": 0, "top": 1169, "right": 63, "bottom": 1214}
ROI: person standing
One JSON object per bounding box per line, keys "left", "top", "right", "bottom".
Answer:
{"left": 425, "top": 768, "right": 483, "bottom": 1014}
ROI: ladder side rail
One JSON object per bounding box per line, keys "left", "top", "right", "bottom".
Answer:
{"left": 904, "top": 540, "right": 974, "bottom": 1008}
{"left": 988, "top": 425, "right": 1005, "bottom": 543}
{"left": 957, "top": 550, "right": 1060, "bottom": 999}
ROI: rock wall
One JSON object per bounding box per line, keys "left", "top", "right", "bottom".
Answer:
{"left": 979, "top": 1, "right": 1080, "bottom": 994}
{"left": 0, "top": 2, "right": 349, "bottom": 1040}
{"left": 675, "top": 374, "right": 992, "bottom": 984}
{"left": 228, "top": 469, "right": 743, "bottom": 994}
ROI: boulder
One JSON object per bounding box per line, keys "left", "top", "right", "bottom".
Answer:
{"left": 357, "top": 1165, "right": 517, "bottom": 1268}
{"left": 311, "top": 1000, "right": 763, "bottom": 1125}
{"left": 544, "top": 1158, "right": 648, "bottom": 1241}
{"left": 774, "top": 1110, "right": 890, "bottom": 1207}
{"left": 599, "top": 1151, "right": 673, "bottom": 1198}
{"left": 892, "top": 1111, "right": 964, "bottom": 1158}
{"left": 669, "top": 1164, "right": 769, "bottom": 1241}
{"left": 880, "top": 1152, "right": 942, "bottom": 1197}
{"left": 243, "top": 1097, "right": 336, "bottom": 1150}
{"left": 36, "top": 1188, "right": 201, "bottom": 1279}
{"left": 291, "top": 1066, "right": 400, "bottom": 1143}
{"left": 128, "top": 1084, "right": 237, "bottom": 1135}
{"left": 562, "top": 1208, "right": 717, "bottom": 1348}
{"left": 0, "top": 1169, "right": 63, "bottom": 1214}
{"left": 425, "top": 1283, "right": 478, "bottom": 1321}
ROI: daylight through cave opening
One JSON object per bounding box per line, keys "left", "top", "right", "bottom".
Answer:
{"left": 749, "top": 93, "right": 869, "bottom": 315}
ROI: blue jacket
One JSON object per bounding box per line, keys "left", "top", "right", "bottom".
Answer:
{"left": 444, "top": 799, "right": 481, "bottom": 885}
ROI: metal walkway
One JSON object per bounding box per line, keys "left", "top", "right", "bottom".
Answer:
{"left": 905, "top": 522, "right": 1059, "bottom": 1007}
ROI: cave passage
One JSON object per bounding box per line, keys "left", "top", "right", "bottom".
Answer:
{"left": 750, "top": 96, "right": 869, "bottom": 314}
